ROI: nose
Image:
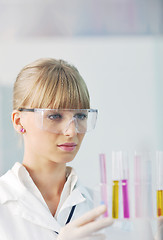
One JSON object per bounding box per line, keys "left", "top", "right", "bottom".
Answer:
{"left": 63, "top": 118, "right": 78, "bottom": 137}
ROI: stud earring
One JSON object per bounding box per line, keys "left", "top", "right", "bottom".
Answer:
{"left": 20, "top": 128, "right": 25, "bottom": 133}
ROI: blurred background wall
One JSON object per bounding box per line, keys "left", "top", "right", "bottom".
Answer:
{"left": 0, "top": 0, "right": 162, "bottom": 188}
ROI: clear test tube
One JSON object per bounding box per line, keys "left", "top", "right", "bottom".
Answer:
{"left": 99, "top": 153, "right": 109, "bottom": 217}
{"left": 134, "top": 153, "right": 143, "bottom": 218}
{"left": 156, "top": 151, "right": 163, "bottom": 217}
{"left": 144, "top": 152, "right": 153, "bottom": 218}
{"left": 134, "top": 152, "right": 153, "bottom": 218}
{"left": 112, "top": 152, "right": 121, "bottom": 219}
{"left": 119, "top": 151, "right": 130, "bottom": 219}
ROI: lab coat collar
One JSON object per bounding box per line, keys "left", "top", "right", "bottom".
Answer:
{"left": 0, "top": 166, "right": 61, "bottom": 231}
{"left": 58, "top": 185, "right": 92, "bottom": 212}
{"left": 0, "top": 162, "right": 92, "bottom": 232}
{"left": 10, "top": 188, "right": 61, "bottom": 232}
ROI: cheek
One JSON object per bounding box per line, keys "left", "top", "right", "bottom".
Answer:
{"left": 77, "top": 134, "right": 85, "bottom": 146}
{"left": 25, "top": 128, "right": 58, "bottom": 152}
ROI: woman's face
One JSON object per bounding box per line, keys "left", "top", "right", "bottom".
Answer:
{"left": 20, "top": 111, "right": 85, "bottom": 164}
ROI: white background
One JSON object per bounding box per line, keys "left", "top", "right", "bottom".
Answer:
{"left": 0, "top": 36, "right": 162, "bottom": 188}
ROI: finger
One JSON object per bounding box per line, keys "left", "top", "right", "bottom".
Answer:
{"left": 76, "top": 217, "right": 113, "bottom": 238}
{"left": 70, "top": 205, "right": 108, "bottom": 227}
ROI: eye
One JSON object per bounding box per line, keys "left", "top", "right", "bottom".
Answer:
{"left": 47, "top": 113, "right": 63, "bottom": 121}
{"left": 74, "top": 113, "right": 87, "bottom": 120}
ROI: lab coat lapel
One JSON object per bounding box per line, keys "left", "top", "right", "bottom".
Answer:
{"left": 0, "top": 164, "right": 93, "bottom": 233}
{"left": 59, "top": 188, "right": 86, "bottom": 212}
{"left": 4, "top": 189, "right": 61, "bottom": 232}
{"left": 58, "top": 184, "right": 93, "bottom": 213}
{"left": 16, "top": 189, "right": 61, "bottom": 232}
{"left": 0, "top": 170, "right": 61, "bottom": 232}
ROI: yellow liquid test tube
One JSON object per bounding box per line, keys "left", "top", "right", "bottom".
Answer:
{"left": 157, "top": 190, "right": 163, "bottom": 216}
{"left": 156, "top": 152, "right": 163, "bottom": 217}
{"left": 112, "top": 180, "right": 119, "bottom": 218}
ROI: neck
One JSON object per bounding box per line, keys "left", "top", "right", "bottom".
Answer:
{"left": 22, "top": 151, "right": 68, "bottom": 216}
{"left": 23, "top": 156, "right": 67, "bottom": 196}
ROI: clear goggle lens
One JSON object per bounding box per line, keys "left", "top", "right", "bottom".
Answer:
{"left": 19, "top": 108, "right": 98, "bottom": 134}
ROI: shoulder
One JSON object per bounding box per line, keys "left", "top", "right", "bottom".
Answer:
{"left": 0, "top": 170, "right": 20, "bottom": 204}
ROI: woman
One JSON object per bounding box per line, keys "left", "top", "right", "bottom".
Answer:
{"left": 0, "top": 58, "right": 112, "bottom": 239}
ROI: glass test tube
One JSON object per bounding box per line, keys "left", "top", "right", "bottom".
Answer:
{"left": 144, "top": 153, "right": 153, "bottom": 218}
{"left": 112, "top": 180, "right": 119, "bottom": 218}
{"left": 134, "top": 152, "right": 153, "bottom": 218}
{"left": 112, "top": 152, "right": 120, "bottom": 219}
{"left": 120, "top": 152, "right": 130, "bottom": 218}
{"left": 156, "top": 151, "right": 163, "bottom": 217}
{"left": 134, "top": 153, "right": 142, "bottom": 218}
{"left": 99, "top": 154, "right": 109, "bottom": 217}
{"left": 157, "top": 190, "right": 163, "bottom": 216}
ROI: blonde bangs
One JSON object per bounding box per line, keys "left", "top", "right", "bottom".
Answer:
{"left": 51, "top": 75, "right": 90, "bottom": 110}
{"left": 13, "top": 58, "right": 90, "bottom": 110}
{"left": 24, "top": 65, "right": 90, "bottom": 110}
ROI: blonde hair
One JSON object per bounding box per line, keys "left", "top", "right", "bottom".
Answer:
{"left": 13, "top": 58, "right": 90, "bottom": 110}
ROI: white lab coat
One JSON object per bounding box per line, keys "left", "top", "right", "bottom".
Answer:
{"left": 0, "top": 162, "right": 93, "bottom": 240}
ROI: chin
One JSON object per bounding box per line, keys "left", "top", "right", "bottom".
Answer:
{"left": 50, "top": 150, "right": 78, "bottom": 164}
{"left": 50, "top": 155, "right": 74, "bottom": 164}
{"left": 61, "top": 157, "right": 74, "bottom": 164}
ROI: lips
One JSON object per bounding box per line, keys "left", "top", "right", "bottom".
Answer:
{"left": 57, "top": 143, "right": 77, "bottom": 152}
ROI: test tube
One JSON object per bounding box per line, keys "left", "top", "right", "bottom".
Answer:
{"left": 134, "top": 153, "right": 142, "bottom": 218}
{"left": 144, "top": 153, "right": 153, "bottom": 218}
{"left": 156, "top": 151, "right": 163, "bottom": 217}
{"left": 134, "top": 152, "right": 153, "bottom": 218}
{"left": 120, "top": 151, "right": 130, "bottom": 219}
{"left": 99, "top": 153, "right": 109, "bottom": 217}
{"left": 112, "top": 152, "right": 120, "bottom": 219}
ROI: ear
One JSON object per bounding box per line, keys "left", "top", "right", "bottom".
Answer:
{"left": 12, "top": 110, "right": 25, "bottom": 134}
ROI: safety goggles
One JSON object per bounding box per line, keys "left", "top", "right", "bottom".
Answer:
{"left": 19, "top": 108, "right": 98, "bottom": 134}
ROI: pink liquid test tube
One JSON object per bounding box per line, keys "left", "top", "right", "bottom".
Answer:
{"left": 122, "top": 179, "right": 130, "bottom": 218}
{"left": 120, "top": 152, "right": 130, "bottom": 219}
{"left": 99, "top": 153, "right": 109, "bottom": 217}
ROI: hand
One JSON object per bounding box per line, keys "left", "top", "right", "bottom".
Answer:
{"left": 57, "top": 205, "right": 113, "bottom": 240}
{"left": 155, "top": 217, "right": 163, "bottom": 240}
